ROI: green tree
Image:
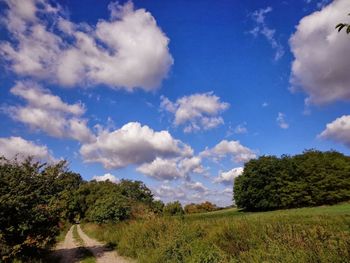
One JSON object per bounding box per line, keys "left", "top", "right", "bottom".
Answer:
{"left": 336, "top": 13, "right": 350, "bottom": 34}
{"left": 163, "top": 201, "right": 184, "bottom": 216}
{"left": 234, "top": 150, "right": 350, "bottom": 211}
{"left": 0, "top": 157, "right": 82, "bottom": 261}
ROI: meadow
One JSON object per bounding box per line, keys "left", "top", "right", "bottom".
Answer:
{"left": 82, "top": 202, "right": 350, "bottom": 263}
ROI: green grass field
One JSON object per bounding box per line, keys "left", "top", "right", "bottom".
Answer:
{"left": 82, "top": 203, "right": 350, "bottom": 263}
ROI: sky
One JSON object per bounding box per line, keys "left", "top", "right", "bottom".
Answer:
{"left": 1, "top": 0, "right": 350, "bottom": 206}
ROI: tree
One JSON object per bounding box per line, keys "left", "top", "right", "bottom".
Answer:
{"left": 234, "top": 150, "right": 350, "bottom": 211}
{"left": 163, "top": 201, "right": 184, "bottom": 216}
{"left": 0, "top": 157, "right": 82, "bottom": 261}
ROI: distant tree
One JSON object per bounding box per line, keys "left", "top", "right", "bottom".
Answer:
{"left": 336, "top": 13, "right": 350, "bottom": 34}
{"left": 117, "top": 180, "right": 154, "bottom": 204}
{"left": 163, "top": 201, "right": 184, "bottom": 216}
{"left": 151, "top": 200, "right": 165, "bottom": 214}
{"left": 234, "top": 150, "right": 350, "bottom": 211}
{"left": 184, "top": 203, "right": 199, "bottom": 214}
{"left": 184, "top": 201, "right": 218, "bottom": 214}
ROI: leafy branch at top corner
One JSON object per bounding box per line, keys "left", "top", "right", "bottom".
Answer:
{"left": 336, "top": 13, "right": 350, "bottom": 34}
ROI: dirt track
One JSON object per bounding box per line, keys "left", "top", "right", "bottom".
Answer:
{"left": 55, "top": 225, "right": 133, "bottom": 263}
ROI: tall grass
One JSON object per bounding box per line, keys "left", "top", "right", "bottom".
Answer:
{"left": 82, "top": 203, "right": 350, "bottom": 263}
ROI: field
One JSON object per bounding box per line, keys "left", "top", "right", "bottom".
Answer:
{"left": 82, "top": 202, "right": 350, "bottom": 263}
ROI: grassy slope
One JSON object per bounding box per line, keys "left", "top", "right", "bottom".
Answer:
{"left": 82, "top": 203, "right": 350, "bottom": 263}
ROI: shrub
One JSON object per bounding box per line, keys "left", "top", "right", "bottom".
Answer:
{"left": 0, "top": 157, "right": 82, "bottom": 261}
{"left": 163, "top": 201, "right": 184, "bottom": 216}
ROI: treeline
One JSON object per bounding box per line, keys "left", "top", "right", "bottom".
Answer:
{"left": 0, "top": 157, "right": 163, "bottom": 261}
{"left": 184, "top": 201, "right": 218, "bottom": 214}
{"left": 0, "top": 156, "right": 218, "bottom": 261}
{"left": 234, "top": 150, "right": 350, "bottom": 211}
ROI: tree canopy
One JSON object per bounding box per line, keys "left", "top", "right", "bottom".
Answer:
{"left": 234, "top": 150, "right": 350, "bottom": 211}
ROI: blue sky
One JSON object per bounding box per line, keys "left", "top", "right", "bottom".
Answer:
{"left": 1, "top": 0, "right": 350, "bottom": 206}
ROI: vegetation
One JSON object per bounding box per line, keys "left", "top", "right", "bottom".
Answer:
{"left": 336, "top": 13, "right": 350, "bottom": 34}
{"left": 82, "top": 202, "right": 350, "bottom": 263}
{"left": 2, "top": 149, "right": 350, "bottom": 261}
{"left": 234, "top": 150, "right": 350, "bottom": 211}
{"left": 0, "top": 157, "right": 160, "bottom": 261}
{"left": 163, "top": 201, "right": 185, "bottom": 216}
{"left": 0, "top": 157, "right": 83, "bottom": 261}
{"left": 184, "top": 201, "right": 218, "bottom": 214}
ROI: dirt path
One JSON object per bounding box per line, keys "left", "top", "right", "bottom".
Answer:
{"left": 54, "top": 225, "right": 79, "bottom": 263}
{"left": 77, "top": 224, "right": 133, "bottom": 263}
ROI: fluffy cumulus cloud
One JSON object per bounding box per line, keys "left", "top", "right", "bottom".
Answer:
{"left": 201, "top": 140, "right": 256, "bottom": 163}
{"left": 80, "top": 122, "right": 193, "bottom": 170}
{"left": 8, "top": 81, "right": 95, "bottom": 143}
{"left": 319, "top": 115, "right": 350, "bottom": 147}
{"left": 136, "top": 156, "right": 204, "bottom": 181}
{"left": 276, "top": 112, "right": 289, "bottom": 129}
{"left": 160, "top": 92, "right": 229, "bottom": 133}
{"left": 249, "top": 7, "right": 285, "bottom": 61}
{"left": 92, "top": 173, "right": 119, "bottom": 183}
{"left": 153, "top": 181, "right": 233, "bottom": 206}
{"left": 290, "top": 0, "right": 350, "bottom": 104}
{"left": 0, "top": 0, "right": 173, "bottom": 91}
{"left": 214, "top": 167, "right": 243, "bottom": 185}
{"left": 0, "top": 136, "right": 54, "bottom": 161}
{"left": 137, "top": 157, "right": 184, "bottom": 180}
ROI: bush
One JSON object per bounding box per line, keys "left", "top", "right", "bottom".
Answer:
{"left": 163, "top": 201, "right": 184, "bottom": 216}
{"left": 0, "top": 157, "right": 82, "bottom": 261}
{"left": 184, "top": 201, "right": 218, "bottom": 214}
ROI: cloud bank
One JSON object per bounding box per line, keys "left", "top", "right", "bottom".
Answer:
{"left": 0, "top": 0, "right": 173, "bottom": 91}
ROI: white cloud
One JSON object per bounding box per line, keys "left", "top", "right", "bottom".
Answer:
{"left": 80, "top": 122, "right": 193, "bottom": 169}
{"left": 319, "top": 115, "right": 350, "bottom": 147}
{"left": 234, "top": 123, "right": 248, "bottom": 134}
{"left": 201, "top": 140, "right": 256, "bottom": 163}
{"left": 0, "top": 136, "right": 54, "bottom": 161}
{"left": 10, "top": 81, "right": 85, "bottom": 115}
{"left": 92, "top": 173, "right": 119, "bottom": 183}
{"left": 153, "top": 184, "right": 186, "bottom": 200}
{"left": 184, "top": 181, "right": 208, "bottom": 192}
{"left": 0, "top": 0, "right": 173, "bottom": 91}
{"left": 276, "top": 112, "right": 289, "bottom": 129}
{"left": 152, "top": 181, "right": 232, "bottom": 206}
{"left": 250, "top": 7, "right": 285, "bottom": 61}
{"left": 8, "top": 81, "right": 95, "bottom": 143}
{"left": 160, "top": 92, "right": 229, "bottom": 133}
{"left": 136, "top": 156, "right": 204, "bottom": 181}
{"left": 214, "top": 167, "right": 243, "bottom": 185}
{"left": 137, "top": 157, "right": 184, "bottom": 180}
{"left": 290, "top": 0, "right": 350, "bottom": 104}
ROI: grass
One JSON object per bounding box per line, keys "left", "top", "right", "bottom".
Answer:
{"left": 82, "top": 202, "right": 350, "bottom": 263}
{"left": 72, "top": 225, "right": 96, "bottom": 263}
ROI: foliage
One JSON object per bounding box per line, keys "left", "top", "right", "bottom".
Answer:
{"left": 184, "top": 201, "right": 218, "bottom": 214}
{"left": 82, "top": 203, "right": 350, "bottom": 263}
{"left": 0, "top": 157, "right": 83, "bottom": 261}
{"left": 336, "top": 13, "right": 350, "bottom": 34}
{"left": 234, "top": 150, "right": 350, "bottom": 211}
{"left": 75, "top": 179, "right": 157, "bottom": 223}
{"left": 163, "top": 201, "right": 184, "bottom": 216}
{"left": 0, "top": 156, "right": 158, "bottom": 260}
